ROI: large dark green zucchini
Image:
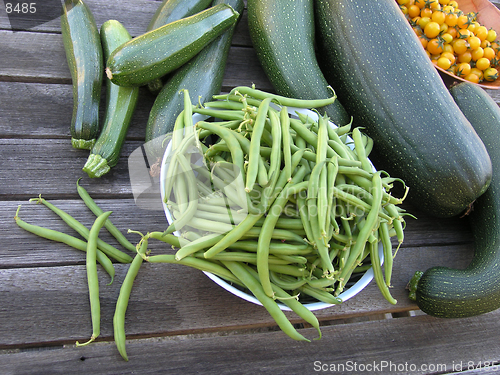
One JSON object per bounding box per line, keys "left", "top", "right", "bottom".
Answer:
{"left": 145, "top": 0, "right": 244, "bottom": 145}
{"left": 105, "top": 4, "right": 239, "bottom": 87}
{"left": 61, "top": 0, "right": 103, "bottom": 150}
{"left": 246, "top": 0, "right": 350, "bottom": 126}
{"left": 409, "top": 82, "right": 500, "bottom": 318}
{"left": 83, "top": 20, "right": 139, "bottom": 178}
{"left": 314, "top": 0, "right": 492, "bottom": 218}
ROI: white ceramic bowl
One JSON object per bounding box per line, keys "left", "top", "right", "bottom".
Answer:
{"left": 160, "top": 106, "right": 384, "bottom": 311}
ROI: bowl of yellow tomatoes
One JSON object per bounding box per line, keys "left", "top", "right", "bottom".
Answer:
{"left": 399, "top": 0, "right": 500, "bottom": 89}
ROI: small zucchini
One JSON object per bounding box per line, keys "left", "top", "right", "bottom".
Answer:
{"left": 61, "top": 0, "right": 103, "bottom": 150}
{"left": 82, "top": 20, "right": 139, "bottom": 178}
{"left": 409, "top": 82, "right": 500, "bottom": 318}
{"left": 314, "top": 0, "right": 492, "bottom": 218}
{"left": 145, "top": 0, "right": 244, "bottom": 145}
{"left": 247, "top": 0, "right": 350, "bottom": 126}
{"left": 105, "top": 3, "right": 239, "bottom": 87}
{"left": 145, "top": 0, "right": 212, "bottom": 94}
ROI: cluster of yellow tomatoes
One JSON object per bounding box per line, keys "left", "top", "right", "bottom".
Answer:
{"left": 397, "top": 0, "right": 500, "bottom": 83}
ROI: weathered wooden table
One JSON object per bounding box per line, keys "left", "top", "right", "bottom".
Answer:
{"left": 2, "top": 1, "right": 500, "bottom": 374}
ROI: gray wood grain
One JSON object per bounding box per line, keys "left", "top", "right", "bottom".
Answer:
{"left": 2, "top": 310, "right": 500, "bottom": 375}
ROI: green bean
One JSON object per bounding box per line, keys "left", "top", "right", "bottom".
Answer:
{"left": 76, "top": 179, "right": 135, "bottom": 252}
{"left": 182, "top": 89, "right": 194, "bottom": 136}
{"left": 317, "top": 164, "right": 329, "bottom": 241}
{"left": 297, "top": 193, "right": 315, "bottom": 246}
{"left": 146, "top": 231, "right": 181, "bottom": 248}
{"left": 197, "top": 119, "right": 241, "bottom": 139}
{"left": 228, "top": 240, "right": 313, "bottom": 255}
{"left": 379, "top": 221, "right": 393, "bottom": 287}
{"left": 280, "top": 107, "right": 292, "bottom": 182}
{"left": 338, "top": 172, "right": 383, "bottom": 288}
{"left": 193, "top": 107, "right": 245, "bottom": 121}
{"left": 222, "top": 260, "right": 310, "bottom": 342}
{"left": 352, "top": 127, "right": 373, "bottom": 173}
{"left": 385, "top": 203, "right": 405, "bottom": 246}
{"left": 316, "top": 113, "right": 329, "bottom": 164}
{"left": 14, "top": 205, "right": 115, "bottom": 283}
{"left": 245, "top": 266, "right": 321, "bottom": 339}
{"left": 174, "top": 232, "right": 224, "bottom": 260}
{"left": 146, "top": 253, "right": 241, "bottom": 286}
{"left": 77, "top": 210, "right": 112, "bottom": 347}
{"left": 212, "top": 93, "right": 263, "bottom": 108}
{"left": 298, "top": 283, "right": 342, "bottom": 305}
{"left": 164, "top": 154, "right": 199, "bottom": 234}
{"left": 267, "top": 109, "right": 282, "bottom": 182}
{"left": 229, "top": 85, "right": 337, "bottom": 109}
{"left": 30, "top": 196, "right": 133, "bottom": 264}
{"left": 369, "top": 240, "right": 397, "bottom": 304}
{"left": 194, "top": 251, "right": 295, "bottom": 265}
{"left": 257, "top": 178, "right": 301, "bottom": 298}
{"left": 203, "top": 213, "right": 264, "bottom": 258}
{"left": 245, "top": 97, "right": 272, "bottom": 192}
{"left": 113, "top": 234, "right": 148, "bottom": 361}
{"left": 171, "top": 109, "right": 185, "bottom": 149}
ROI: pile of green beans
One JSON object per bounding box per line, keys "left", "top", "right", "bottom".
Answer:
{"left": 144, "top": 85, "right": 412, "bottom": 343}
{"left": 13, "top": 86, "right": 412, "bottom": 359}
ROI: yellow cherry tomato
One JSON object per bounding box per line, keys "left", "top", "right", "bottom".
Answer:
{"left": 424, "top": 21, "right": 441, "bottom": 39}
{"left": 456, "top": 62, "right": 471, "bottom": 77}
{"left": 457, "top": 51, "right": 472, "bottom": 63}
{"left": 464, "top": 73, "right": 480, "bottom": 83}
{"left": 468, "top": 36, "right": 481, "bottom": 51}
{"left": 483, "top": 67, "right": 498, "bottom": 81}
{"left": 476, "top": 57, "right": 491, "bottom": 71}
{"left": 452, "top": 38, "right": 468, "bottom": 55}
{"left": 483, "top": 47, "right": 496, "bottom": 61}
{"left": 475, "top": 25, "right": 488, "bottom": 41}
{"left": 436, "top": 56, "right": 452, "bottom": 70}
{"left": 427, "top": 38, "right": 444, "bottom": 55}
{"left": 487, "top": 29, "right": 497, "bottom": 43}
{"left": 471, "top": 47, "right": 484, "bottom": 61}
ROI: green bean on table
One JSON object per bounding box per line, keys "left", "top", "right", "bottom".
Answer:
{"left": 76, "top": 210, "right": 113, "bottom": 347}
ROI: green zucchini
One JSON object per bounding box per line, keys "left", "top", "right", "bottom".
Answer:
{"left": 409, "top": 81, "right": 500, "bottom": 318}
{"left": 247, "top": 0, "right": 350, "bottom": 126}
{"left": 105, "top": 3, "right": 239, "bottom": 87}
{"left": 314, "top": 0, "right": 492, "bottom": 218}
{"left": 145, "top": 0, "right": 212, "bottom": 94}
{"left": 147, "top": 0, "right": 212, "bottom": 31}
{"left": 61, "top": 0, "right": 103, "bottom": 150}
{"left": 82, "top": 20, "right": 139, "bottom": 178}
{"left": 145, "top": 0, "right": 244, "bottom": 145}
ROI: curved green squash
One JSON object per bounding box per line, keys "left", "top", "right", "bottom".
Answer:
{"left": 106, "top": 3, "right": 239, "bottom": 87}
{"left": 83, "top": 20, "right": 139, "bottom": 178}
{"left": 409, "top": 82, "right": 500, "bottom": 318}
{"left": 147, "top": 0, "right": 212, "bottom": 31}
{"left": 314, "top": 0, "right": 492, "bottom": 218}
{"left": 247, "top": 0, "right": 350, "bottom": 126}
{"left": 145, "top": 0, "right": 244, "bottom": 146}
{"left": 61, "top": 0, "right": 103, "bottom": 150}
{"left": 145, "top": 0, "right": 212, "bottom": 94}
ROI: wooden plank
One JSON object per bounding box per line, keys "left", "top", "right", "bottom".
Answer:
{"left": 1, "top": 311, "right": 500, "bottom": 375}
{"left": 0, "top": 234, "right": 473, "bottom": 347}
{"left": 0, "top": 0, "right": 252, "bottom": 46}
{"left": 0, "top": 82, "right": 155, "bottom": 139}
{"left": 0, "top": 139, "right": 139, "bottom": 199}
{"left": 0, "top": 29, "right": 268, "bottom": 87}
{"left": 2, "top": 198, "right": 473, "bottom": 268}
